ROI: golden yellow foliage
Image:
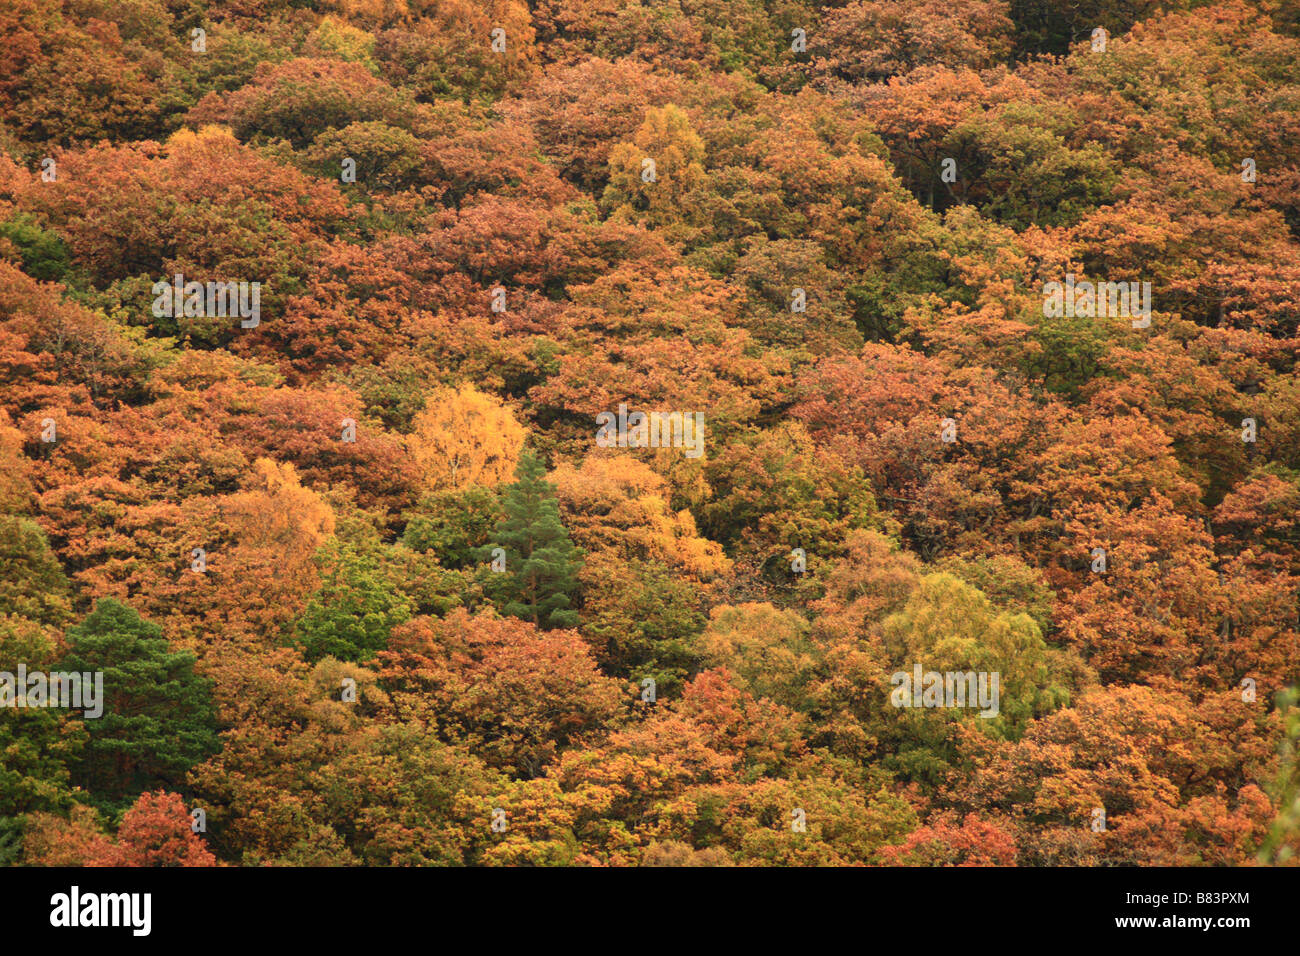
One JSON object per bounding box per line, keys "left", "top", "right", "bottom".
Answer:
{"left": 407, "top": 384, "right": 527, "bottom": 492}
{"left": 552, "top": 454, "right": 729, "bottom": 581}
{"left": 222, "top": 458, "right": 335, "bottom": 564}
{"left": 165, "top": 125, "right": 239, "bottom": 151}
{"left": 602, "top": 105, "right": 707, "bottom": 238}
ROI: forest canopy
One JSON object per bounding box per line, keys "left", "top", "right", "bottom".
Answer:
{"left": 1, "top": 0, "right": 1298, "bottom": 867}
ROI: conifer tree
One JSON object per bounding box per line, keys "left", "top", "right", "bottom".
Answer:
{"left": 60, "top": 600, "right": 220, "bottom": 810}
{"left": 484, "top": 450, "right": 582, "bottom": 629}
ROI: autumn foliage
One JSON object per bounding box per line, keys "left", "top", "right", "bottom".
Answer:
{"left": 1, "top": 0, "right": 1298, "bottom": 868}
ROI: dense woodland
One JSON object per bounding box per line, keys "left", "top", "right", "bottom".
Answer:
{"left": 1, "top": 0, "right": 1299, "bottom": 866}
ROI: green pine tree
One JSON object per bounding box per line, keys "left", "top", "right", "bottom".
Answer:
{"left": 483, "top": 449, "right": 583, "bottom": 629}
{"left": 61, "top": 599, "right": 220, "bottom": 810}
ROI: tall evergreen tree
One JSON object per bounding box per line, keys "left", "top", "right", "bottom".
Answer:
{"left": 484, "top": 450, "right": 583, "bottom": 629}
{"left": 60, "top": 599, "right": 220, "bottom": 810}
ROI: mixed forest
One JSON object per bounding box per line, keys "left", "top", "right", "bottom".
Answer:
{"left": 2, "top": 0, "right": 1300, "bottom": 866}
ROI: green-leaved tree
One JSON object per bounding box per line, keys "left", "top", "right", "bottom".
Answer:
{"left": 294, "top": 539, "right": 413, "bottom": 662}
